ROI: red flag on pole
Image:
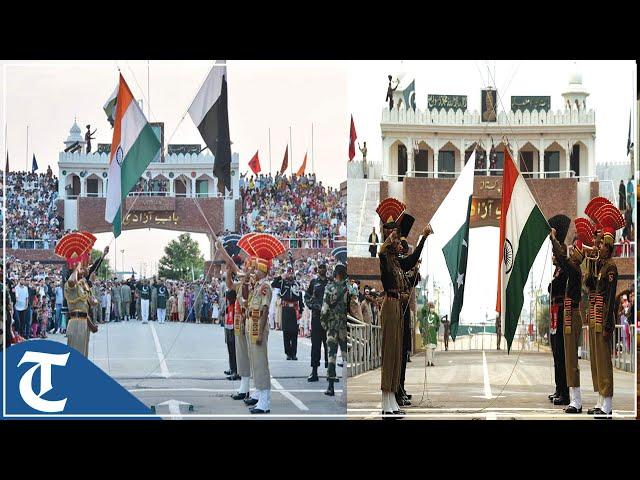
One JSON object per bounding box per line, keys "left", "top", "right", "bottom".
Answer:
{"left": 280, "top": 145, "right": 289, "bottom": 174}
{"left": 348, "top": 114, "right": 357, "bottom": 161}
{"left": 296, "top": 152, "right": 307, "bottom": 177}
{"left": 248, "top": 151, "right": 261, "bottom": 175}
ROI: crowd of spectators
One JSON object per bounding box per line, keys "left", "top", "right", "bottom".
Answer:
{"left": 4, "top": 170, "right": 63, "bottom": 248}
{"left": 239, "top": 172, "right": 346, "bottom": 248}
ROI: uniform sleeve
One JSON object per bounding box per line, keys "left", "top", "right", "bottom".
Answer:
{"left": 398, "top": 235, "right": 426, "bottom": 271}
{"left": 603, "top": 264, "right": 618, "bottom": 333}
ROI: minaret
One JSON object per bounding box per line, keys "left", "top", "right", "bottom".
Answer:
{"left": 561, "top": 63, "right": 590, "bottom": 112}
{"left": 63, "top": 119, "right": 86, "bottom": 153}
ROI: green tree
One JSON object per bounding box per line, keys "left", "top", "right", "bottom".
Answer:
{"left": 158, "top": 233, "right": 205, "bottom": 281}
{"left": 90, "top": 248, "right": 113, "bottom": 280}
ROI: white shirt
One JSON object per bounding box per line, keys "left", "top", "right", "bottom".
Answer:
{"left": 15, "top": 285, "right": 29, "bottom": 311}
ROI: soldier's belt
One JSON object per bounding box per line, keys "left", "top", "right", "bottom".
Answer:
{"left": 563, "top": 298, "right": 574, "bottom": 335}
{"left": 588, "top": 293, "right": 604, "bottom": 333}
{"left": 250, "top": 309, "right": 260, "bottom": 344}
{"left": 283, "top": 301, "right": 298, "bottom": 308}
{"left": 550, "top": 304, "right": 559, "bottom": 333}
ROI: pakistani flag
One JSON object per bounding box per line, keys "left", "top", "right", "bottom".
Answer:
{"left": 104, "top": 84, "right": 118, "bottom": 127}
{"left": 496, "top": 147, "right": 549, "bottom": 352}
{"left": 429, "top": 150, "right": 475, "bottom": 340}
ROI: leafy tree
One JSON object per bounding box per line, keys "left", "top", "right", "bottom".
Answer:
{"left": 90, "top": 248, "right": 113, "bottom": 280}
{"left": 158, "top": 233, "right": 205, "bottom": 281}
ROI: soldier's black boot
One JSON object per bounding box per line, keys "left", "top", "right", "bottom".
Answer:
{"left": 307, "top": 367, "right": 319, "bottom": 382}
{"left": 324, "top": 378, "right": 335, "bottom": 396}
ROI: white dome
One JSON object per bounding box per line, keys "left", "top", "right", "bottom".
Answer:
{"left": 568, "top": 64, "right": 582, "bottom": 86}
{"left": 65, "top": 121, "right": 84, "bottom": 144}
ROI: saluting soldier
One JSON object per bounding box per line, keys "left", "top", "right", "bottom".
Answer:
{"left": 273, "top": 266, "right": 304, "bottom": 360}
{"left": 550, "top": 219, "right": 586, "bottom": 413}
{"left": 547, "top": 215, "right": 571, "bottom": 407}
{"left": 216, "top": 237, "right": 254, "bottom": 397}
{"left": 305, "top": 262, "right": 330, "bottom": 381}
{"left": 321, "top": 263, "right": 348, "bottom": 396}
{"left": 376, "top": 198, "right": 431, "bottom": 418}
{"left": 585, "top": 202, "right": 624, "bottom": 418}
{"left": 54, "top": 232, "right": 100, "bottom": 357}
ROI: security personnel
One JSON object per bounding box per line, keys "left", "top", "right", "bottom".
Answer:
{"left": 273, "top": 266, "right": 304, "bottom": 360}
{"left": 550, "top": 222, "right": 585, "bottom": 413}
{"left": 586, "top": 203, "right": 623, "bottom": 417}
{"left": 216, "top": 237, "right": 253, "bottom": 398}
{"left": 305, "top": 263, "right": 330, "bottom": 381}
{"left": 321, "top": 263, "right": 348, "bottom": 396}
{"left": 376, "top": 197, "right": 431, "bottom": 418}
{"left": 547, "top": 215, "right": 571, "bottom": 407}
{"left": 397, "top": 213, "right": 419, "bottom": 407}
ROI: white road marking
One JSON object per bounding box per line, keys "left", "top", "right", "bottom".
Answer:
{"left": 156, "top": 399, "right": 191, "bottom": 420}
{"left": 271, "top": 378, "right": 309, "bottom": 411}
{"left": 482, "top": 351, "right": 493, "bottom": 399}
{"left": 149, "top": 322, "right": 170, "bottom": 378}
{"left": 127, "top": 387, "right": 342, "bottom": 394}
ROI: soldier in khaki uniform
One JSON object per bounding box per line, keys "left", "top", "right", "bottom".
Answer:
{"left": 585, "top": 203, "right": 624, "bottom": 417}
{"left": 236, "top": 233, "right": 285, "bottom": 414}
{"left": 216, "top": 238, "right": 255, "bottom": 400}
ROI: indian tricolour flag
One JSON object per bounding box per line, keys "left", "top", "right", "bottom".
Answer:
{"left": 105, "top": 74, "right": 161, "bottom": 237}
{"left": 429, "top": 150, "right": 475, "bottom": 341}
{"left": 496, "top": 147, "right": 549, "bottom": 352}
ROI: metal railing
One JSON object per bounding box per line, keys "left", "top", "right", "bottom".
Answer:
{"left": 580, "top": 324, "right": 636, "bottom": 373}
{"left": 277, "top": 237, "right": 343, "bottom": 249}
{"left": 384, "top": 170, "right": 579, "bottom": 180}
{"left": 7, "top": 239, "right": 59, "bottom": 250}
{"left": 65, "top": 190, "right": 232, "bottom": 199}
{"left": 347, "top": 314, "right": 382, "bottom": 377}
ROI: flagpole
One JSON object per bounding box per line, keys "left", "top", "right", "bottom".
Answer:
{"left": 26, "top": 125, "right": 29, "bottom": 171}
{"left": 147, "top": 60, "right": 151, "bottom": 119}
{"left": 289, "top": 126, "right": 292, "bottom": 177}
{"left": 311, "top": 122, "right": 314, "bottom": 174}
{"left": 268, "top": 128, "right": 272, "bottom": 173}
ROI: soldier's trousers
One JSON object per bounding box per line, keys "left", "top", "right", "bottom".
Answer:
{"left": 247, "top": 325, "right": 270, "bottom": 391}
{"left": 310, "top": 311, "right": 328, "bottom": 368}
{"left": 224, "top": 328, "right": 237, "bottom": 374}
{"left": 327, "top": 330, "right": 347, "bottom": 380}
{"left": 122, "top": 301, "right": 131, "bottom": 319}
{"left": 282, "top": 307, "right": 298, "bottom": 357}
{"left": 380, "top": 297, "right": 403, "bottom": 393}
{"left": 235, "top": 329, "right": 251, "bottom": 378}
{"left": 398, "top": 302, "right": 411, "bottom": 393}
{"left": 550, "top": 329, "right": 568, "bottom": 397}
{"left": 589, "top": 320, "right": 613, "bottom": 397}
{"left": 563, "top": 308, "right": 582, "bottom": 387}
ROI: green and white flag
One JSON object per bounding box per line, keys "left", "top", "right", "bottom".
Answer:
{"left": 429, "top": 151, "right": 475, "bottom": 340}
{"left": 103, "top": 84, "right": 118, "bottom": 127}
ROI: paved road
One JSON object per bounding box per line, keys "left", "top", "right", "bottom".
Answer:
{"left": 348, "top": 350, "right": 635, "bottom": 420}
{"left": 47, "top": 321, "right": 345, "bottom": 418}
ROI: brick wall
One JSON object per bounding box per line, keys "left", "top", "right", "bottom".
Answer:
{"left": 76, "top": 197, "right": 226, "bottom": 235}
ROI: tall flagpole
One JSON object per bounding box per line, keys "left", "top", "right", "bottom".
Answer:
{"left": 289, "top": 126, "right": 292, "bottom": 176}
{"left": 147, "top": 60, "right": 151, "bottom": 119}
{"left": 311, "top": 123, "right": 314, "bottom": 174}
{"left": 268, "top": 128, "right": 272, "bottom": 173}
{"left": 26, "top": 125, "right": 29, "bottom": 171}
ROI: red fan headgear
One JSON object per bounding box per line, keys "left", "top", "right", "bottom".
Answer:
{"left": 55, "top": 231, "right": 97, "bottom": 269}
{"left": 238, "top": 233, "right": 285, "bottom": 273}
{"left": 593, "top": 203, "right": 625, "bottom": 246}
{"left": 376, "top": 197, "right": 406, "bottom": 230}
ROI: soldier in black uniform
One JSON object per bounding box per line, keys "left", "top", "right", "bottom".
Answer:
{"left": 547, "top": 215, "right": 571, "bottom": 406}
{"left": 273, "top": 266, "right": 304, "bottom": 360}
{"left": 397, "top": 213, "right": 419, "bottom": 407}
{"left": 305, "top": 263, "right": 330, "bottom": 382}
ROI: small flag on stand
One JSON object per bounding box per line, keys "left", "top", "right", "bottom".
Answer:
{"left": 296, "top": 152, "right": 307, "bottom": 177}
{"left": 348, "top": 115, "right": 357, "bottom": 161}
{"left": 279, "top": 145, "right": 289, "bottom": 174}
{"left": 248, "top": 151, "right": 261, "bottom": 175}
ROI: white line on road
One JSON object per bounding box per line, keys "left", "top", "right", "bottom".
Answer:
{"left": 149, "top": 322, "right": 170, "bottom": 378}
{"left": 482, "top": 351, "right": 493, "bottom": 399}
{"left": 271, "top": 378, "right": 309, "bottom": 411}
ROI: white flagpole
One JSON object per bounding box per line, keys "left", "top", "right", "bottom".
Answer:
{"left": 289, "top": 126, "right": 292, "bottom": 176}
{"left": 268, "top": 128, "right": 272, "bottom": 173}
{"left": 26, "top": 125, "right": 29, "bottom": 171}
{"left": 311, "top": 122, "right": 314, "bottom": 174}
